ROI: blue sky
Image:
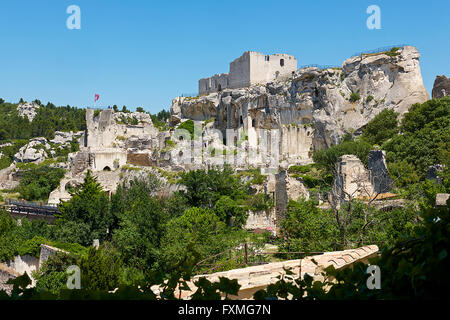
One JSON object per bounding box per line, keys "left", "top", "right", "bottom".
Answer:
{"left": 0, "top": 0, "right": 449, "bottom": 114}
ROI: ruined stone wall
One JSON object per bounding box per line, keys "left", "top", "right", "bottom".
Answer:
{"left": 0, "top": 264, "right": 19, "bottom": 295}
{"left": 280, "top": 125, "right": 313, "bottom": 161}
{"left": 229, "top": 52, "right": 251, "bottom": 89}
{"left": 333, "top": 155, "right": 373, "bottom": 202}
{"left": 199, "top": 73, "right": 229, "bottom": 95}
{"left": 6, "top": 255, "right": 39, "bottom": 286}
{"left": 245, "top": 208, "right": 277, "bottom": 231}
{"left": 274, "top": 170, "right": 288, "bottom": 226}
{"left": 249, "top": 52, "right": 297, "bottom": 85}
{"left": 91, "top": 149, "right": 127, "bottom": 171}
{"left": 39, "top": 245, "right": 68, "bottom": 268}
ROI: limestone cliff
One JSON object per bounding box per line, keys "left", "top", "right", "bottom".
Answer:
{"left": 172, "top": 46, "right": 429, "bottom": 153}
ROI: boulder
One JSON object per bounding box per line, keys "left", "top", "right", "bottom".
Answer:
{"left": 286, "top": 175, "right": 309, "bottom": 201}
{"left": 50, "top": 131, "right": 84, "bottom": 145}
{"left": 14, "top": 138, "right": 50, "bottom": 163}
{"left": 367, "top": 150, "right": 393, "bottom": 193}
{"left": 436, "top": 193, "right": 450, "bottom": 207}
{"left": 17, "top": 102, "right": 40, "bottom": 122}
{"left": 432, "top": 75, "right": 450, "bottom": 99}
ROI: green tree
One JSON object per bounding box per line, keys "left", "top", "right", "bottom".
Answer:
{"left": 361, "top": 109, "right": 399, "bottom": 146}
{"left": 158, "top": 207, "right": 240, "bottom": 270}
{"left": 58, "top": 170, "right": 112, "bottom": 245}
{"left": 112, "top": 175, "right": 167, "bottom": 272}
{"left": 79, "top": 244, "right": 122, "bottom": 291}
{"left": 179, "top": 166, "right": 246, "bottom": 208}
{"left": 33, "top": 251, "right": 78, "bottom": 295}
{"left": 213, "top": 196, "right": 247, "bottom": 227}
{"left": 280, "top": 199, "right": 339, "bottom": 252}
{"left": 383, "top": 97, "right": 450, "bottom": 178}
{"left": 313, "top": 139, "right": 372, "bottom": 174}
{"left": 16, "top": 166, "right": 65, "bottom": 201}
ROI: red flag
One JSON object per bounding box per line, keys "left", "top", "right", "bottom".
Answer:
{"left": 94, "top": 94, "right": 100, "bottom": 102}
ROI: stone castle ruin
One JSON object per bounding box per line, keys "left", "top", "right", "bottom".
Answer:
{"left": 199, "top": 52, "right": 297, "bottom": 95}
{"left": 40, "top": 46, "right": 430, "bottom": 228}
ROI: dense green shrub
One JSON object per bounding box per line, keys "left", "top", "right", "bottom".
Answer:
{"left": 360, "top": 109, "right": 399, "bottom": 146}
{"left": 313, "top": 139, "right": 372, "bottom": 173}
{"left": 177, "top": 119, "right": 195, "bottom": 139}
{"left": 179, "top": 165, "right": 246, "bottom": 208}
{"left": 15, "top": 165, "right": 65, "bottom": 201}
{"left": 58, "top": 170, "right": 112, "bottom": 245}
{"left": 349, "top": 92, "right": 361, "bottom": 102}
{"left": 383, "top": 97, "right": 450, "bottom": 178}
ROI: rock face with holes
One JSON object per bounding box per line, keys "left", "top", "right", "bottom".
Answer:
{"left": 173, "top": 46, "right": 429, "bottom": 161}
{"left": 14, "top": 138, "right": 50, "bottom": 163}
{"left": 17, "top": 102, "right": 40, "bottom": 121}
{"left": 50, "top": 131, "right": 84, "bottom": 146}
{"left": 432, "top": 75, "right": 450, "bottom": 99}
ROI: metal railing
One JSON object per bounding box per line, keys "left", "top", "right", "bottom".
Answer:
{"left": 351, "top": 44, "right": 410, "bottom": 57}
{"left": 180, "top": 93, "right": 199, "bottom": 98}
{"left": 4, "top": 198, "right": 60, "bottom": 216}
{"left": 299, "top": 64, "right": 341, "bottom": 70}
{"left": 193, "top": 240, "right": 387, "bottom": 276}
{"left": 193, "top": 243, "right": 325, "bottom": 276}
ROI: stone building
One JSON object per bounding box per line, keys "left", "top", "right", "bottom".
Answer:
{"left": 199, "top": 52, "right": 298, "bottom": 95}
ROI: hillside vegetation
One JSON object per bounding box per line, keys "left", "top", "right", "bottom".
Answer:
{"left": 0, "top": 97, "right": 449, "bottom": 299}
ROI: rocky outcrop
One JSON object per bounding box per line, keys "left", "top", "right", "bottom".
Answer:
{"left": 17, "top": 102, "right": 40, "bottom": 122}
{"left": 0, "top": 263, "right": 19, "bottom": 296}
{"left": 367, "top": 150, "right": 393, "bottom": 194}
{"left": 50, "top": 131, "right": 83, "bottom": 145}
{"left": 17, "top": 102, "right": 40, "bottom": 121}
{"left": 436, "top": 193, "right": 449, "bottom": 207}
{"left": 0, "top": 163, "right": 19, "bottom": 190}
{"left": 286, "top": 175, "right": 310, "bottom": 201}
{"left": 172, "top": 46, "right": 429, "bottom": 158}
{"left": 14, "top": 137, "right": 50, "bottom": 163}
{"left": 332, "top": 154, "right": 373, "bottom": 202}
{"left": 432, "top": 75, "right": 450, "bottom": 99}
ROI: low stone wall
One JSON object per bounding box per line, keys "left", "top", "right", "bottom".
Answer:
{"left": 6, "top": 255, "right": 39, "bottom": 286}
{"left": 39, "top": 244, "right": 69, "bottom": 268}
{"left": 170, "top": 245, "right": 379, "bottom": 299}
{"left": 245, "top": 209, "right": 276, "bottom": 231}
{"left": 0, "top": 263, "right": 20, "bottom": 295}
